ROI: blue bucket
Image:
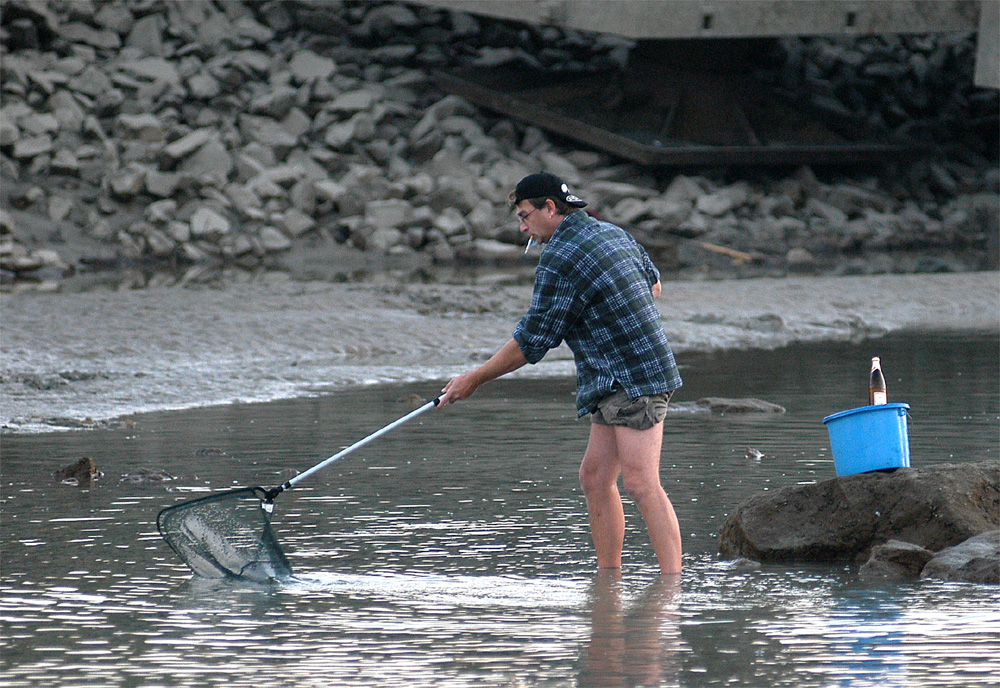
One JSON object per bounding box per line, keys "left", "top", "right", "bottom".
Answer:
{"left": 822, "top": 403, "right": 910, "bottom": 476}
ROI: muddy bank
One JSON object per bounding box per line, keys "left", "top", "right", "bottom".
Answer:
{"left": 2, "top": 270, "right": 996, "bottom": 433}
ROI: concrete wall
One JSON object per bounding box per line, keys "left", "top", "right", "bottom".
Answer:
{"left": 409, "top": 0, "right": 979, "bottom": 39}
{"left": 975, "top": 0, "right": 999, "bottom": 88}
{"left": 410, "top": 0, "right": 997, "bottom": 88}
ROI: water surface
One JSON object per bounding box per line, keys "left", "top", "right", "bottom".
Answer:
{"left": 2, "top": 332, "right": 997, "bottom": 687}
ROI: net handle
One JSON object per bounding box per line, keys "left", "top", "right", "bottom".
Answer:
{"left": 264, "top": 397, "right": 439, "bottom": 501}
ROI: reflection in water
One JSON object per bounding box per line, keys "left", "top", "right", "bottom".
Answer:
{"left": 579, "top": 571, "right": 683, "bottom": 687}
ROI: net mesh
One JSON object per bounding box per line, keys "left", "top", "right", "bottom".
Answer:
{"left": 157, "top": 487, "right": 292, "bottom": 582}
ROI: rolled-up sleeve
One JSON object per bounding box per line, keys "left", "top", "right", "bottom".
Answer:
{"left": 512, "top": 267, "right": 582, "bottom": 364}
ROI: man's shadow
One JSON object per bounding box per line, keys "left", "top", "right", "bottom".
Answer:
{"left": 578, "top": 570, "right": 683, "bottom": 687}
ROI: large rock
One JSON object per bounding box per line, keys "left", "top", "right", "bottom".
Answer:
{"left": 719, "top": 461, "right": 999, "bottom": 564}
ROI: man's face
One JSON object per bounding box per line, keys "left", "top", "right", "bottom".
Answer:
{"left": 516, "top": 200, "right": 559, "bottom": 244}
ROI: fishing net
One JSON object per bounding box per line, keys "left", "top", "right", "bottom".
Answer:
{"left": 157, "top": 487, "right": 292, "bottom": 582}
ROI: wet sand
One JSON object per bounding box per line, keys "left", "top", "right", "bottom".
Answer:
{"left": 1, "top": 270, "right": 997, "bottom": 432}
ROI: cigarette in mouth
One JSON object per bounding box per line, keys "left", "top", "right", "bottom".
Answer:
{"left": 524, "top": 238, "right": 533, "bottom": 254}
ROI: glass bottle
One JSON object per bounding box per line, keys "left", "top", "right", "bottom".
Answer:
{"left": 869, "top": 356, "right": 887, "bottom": 405}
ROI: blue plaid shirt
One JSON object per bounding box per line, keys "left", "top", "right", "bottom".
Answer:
{"left": 513, "top": 210, "right": 682, "bottom": 416}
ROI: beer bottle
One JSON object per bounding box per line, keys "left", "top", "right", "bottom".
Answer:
{"left": 869, "top": 356, "right": 887, "bottom": 405}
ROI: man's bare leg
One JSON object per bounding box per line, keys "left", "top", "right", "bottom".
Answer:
{"left": 617, "top": 422, "right": 682, "bottom": 574}
{"left": 580, "top": 424, "right": 625, "bottom": 568}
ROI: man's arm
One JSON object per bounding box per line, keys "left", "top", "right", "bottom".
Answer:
{"left": 438, "top": 338, "right": 527, "bottom": 406}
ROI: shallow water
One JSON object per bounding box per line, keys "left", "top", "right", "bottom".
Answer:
{"left": 2, "top": 332, "right": 998, "bottom": 687}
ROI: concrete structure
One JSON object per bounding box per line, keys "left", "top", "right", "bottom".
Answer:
{"left": 412, "top": 0, "right": 997, "bottom": 89}
{"left": 976, "top": 0, "right": 999, "bottom": 89}
{"left": 412, "top": 1, "right": 997, "bottom": 165}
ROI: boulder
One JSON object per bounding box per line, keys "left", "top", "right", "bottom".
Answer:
{"left": 920, "top": 530, "right": 1000, "bottom": 584}
{"left": 719, "top": 461, "right": 999, "bottom": 564}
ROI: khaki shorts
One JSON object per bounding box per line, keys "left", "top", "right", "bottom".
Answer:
{"left": 591, "top": 388, "right": 672, "bottom": 431}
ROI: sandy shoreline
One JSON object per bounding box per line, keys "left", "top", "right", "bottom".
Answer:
{"left": 1, "top": 271, "right": 997, "bottom": 432}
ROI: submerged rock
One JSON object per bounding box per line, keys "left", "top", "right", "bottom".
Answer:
{"left": 696, "top": 397, "right": 786, "bottom": 414}
{"left": 54, "top": 456, "right": 101, "bottom": 486}
{"left": 120, "top": 467, "right": 174, "bottom": 484}
{"left": 718, "top": 461, "right": 999, "bottom": 566}
{"left": 858, "top": 539, "right": 935, "bottom": 581}
{"left": 920, "top": 530, "right": 1000, "bottom": 584}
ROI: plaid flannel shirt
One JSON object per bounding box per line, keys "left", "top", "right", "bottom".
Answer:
{"left": 512, "top": 210, "right": 682, "bottom": 416}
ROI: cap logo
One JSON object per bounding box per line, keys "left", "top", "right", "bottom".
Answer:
{"left": 562, "top": 183, "right": 583, "bottom": 203}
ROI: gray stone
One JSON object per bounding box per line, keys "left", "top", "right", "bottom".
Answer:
{"left": 365, "top": 199, "right": 413, "bottom": 230}
{"left": 281, "top": 108, "right": 312, "bottom": 139}
{"left": 433, "top": 207, "right": 469, "bottom": 237}
{"left": 12, "top": 135, "right": 54, "bottom": 160}
{"left": 314, "top": 180, "right": 349, "bottom": 204}
{"left": 663, "top": 175, "right": 707, "bottom": 205}
{"left": 145, "top": 199, "right": 178, "bottom": 226}
{"left": 166, "top": 221, "right": 190, "bottom": 243}
{"left": 825, "top": 183, "right": 895, "bottom": 216}
{"left": 187, "top": 72, "right": 221, "bottom": 99}
{"left": 697, "top": 183, "right": 750, "bottom": 217}
{"left": 146, "top": 229, "right": 176, "bottom": 258}
{"left": 163, "top": 128, "right": 214, "bottom": 161}
{"left": 275, "top": 208, "right": 315, "bottom": 237}
{"left": 0, "top": 119, "right": 19, "bottom": 146}
{"left": 120, "top": 57, "right": 182, "bottom": 86}
{"left": 250, "top": 86, "right": 299, "bottom": 119}
{"left": 189, "top": 207, "right": 231, "bottom": 239}
{"left": 239, "top": 115, "right": 298, "bottom": 158}
{"left": 115, "top": 113, "right": 165, "bottom": 143}
{"left": 328, "top": 89, "right": 380, "bottom": 114}
{"left": 805, "top": 198, "right": 849, "bottom": 228}
{"left": 145, "top": 170, "right": 181, "bottom": 198}
{"left": 19, "top": 113, "right": 59, "bottom": 136}
{"left": 69, "top": 65, "right": 114, "bottom": 98}
{"left": 786, "top": 247, "right": 815, "bottom": 267}
{"left": 180, "top": 139, "right": 233, "bottom": 180}
{"left": 127, "top": 14, "right": 166, "bottom": 56}
{"left": 108, "top": 166, "right": 146, "bottom": 199}
{"left": 467, "top": 238, "right": 522, "bottom": 262}
{"left": 60, "top": 22, "right": 122, "bottom": 50}
{"left": 367, "top": 227, "right": 404, "bottom": 253}
{"left": 611, "top": 197, "right": 652, "bottom": 225}
{"left": 859, "top": 540, "right": 935, "bottom": 581}
{"left": 920, "top": 530, "right": 1000, "bottom": 584}
{"left": 51, "top": 149, "right": 80, "bottom": 175}
{"left": 288, "top": 50, "right": 337, "bottom": 82}
{"left": 259, "top": 226, "right": 292, "bottom": 251}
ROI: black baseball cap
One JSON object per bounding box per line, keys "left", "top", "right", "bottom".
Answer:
{"left": 513, "top": 173, "right": 587, "bottom": 208}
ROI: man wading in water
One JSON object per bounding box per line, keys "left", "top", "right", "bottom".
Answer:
{"left": 438, "top": 173, "right": 684, "bottom": 575}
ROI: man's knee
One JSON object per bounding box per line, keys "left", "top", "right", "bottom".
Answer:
{"left": 621, "top": 472, "right": 660, "bottom": 504}
{"left": 579, "top": 459, "right": 615, "bottom": 495}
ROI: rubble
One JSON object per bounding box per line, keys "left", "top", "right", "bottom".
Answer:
{"left": 0, "top": 0, "right": 996, "bottom": 289}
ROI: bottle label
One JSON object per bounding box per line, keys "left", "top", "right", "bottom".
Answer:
{"left": 871, "top": 391, "right": 887, "bottom": 405}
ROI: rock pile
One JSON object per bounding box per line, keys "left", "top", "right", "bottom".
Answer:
{"left": 1, "top": 0, "right": 997, "bottom": 288}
